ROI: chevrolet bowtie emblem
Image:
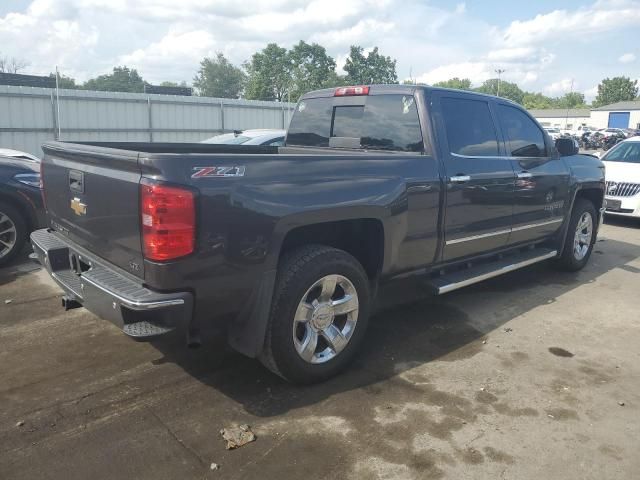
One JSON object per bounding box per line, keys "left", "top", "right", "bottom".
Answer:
{"left": 70, "top": 197, "right": 87, "bottom": 216}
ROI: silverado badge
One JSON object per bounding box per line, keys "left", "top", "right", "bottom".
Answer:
{"left": 70, "top": 197, "right": 87, "bottom": 216}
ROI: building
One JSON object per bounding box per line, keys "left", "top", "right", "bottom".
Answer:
{"left": 529, "top": 109, "right": 591, "bottom": 130}
{"left": 589, "top": 100, "right": 640, "bottom": 130}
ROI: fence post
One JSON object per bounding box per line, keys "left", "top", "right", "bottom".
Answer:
{"left": 50, "top": 92, "right": 59, "bottom": 140}
{"left": 147, "top": 97, "right": 153, "bottom": 142}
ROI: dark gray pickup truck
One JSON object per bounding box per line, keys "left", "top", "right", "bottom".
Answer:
{"left": 32, "top": 85, "right": 605, "bottom": 383}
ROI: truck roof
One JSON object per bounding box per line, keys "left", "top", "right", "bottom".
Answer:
{"left": 301, "top": 83, "right": 520, "bottom": 106}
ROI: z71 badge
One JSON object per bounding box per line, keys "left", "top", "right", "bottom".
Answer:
{"left": 191, "top": 166, "right": 246, "bottom": 178}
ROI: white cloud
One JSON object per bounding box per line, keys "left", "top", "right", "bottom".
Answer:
{"left": 0, "top": 0, "right": 638, "bottom": 96}
{"left": 619, "top": 52, "right": 636, "bottom": 63}
{"left": 543, "top": 78, "right": 578, "bottom": 96}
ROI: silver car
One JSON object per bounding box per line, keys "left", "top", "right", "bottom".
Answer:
{"left": 201, "top": 129, "right": 285, "bottom": 146}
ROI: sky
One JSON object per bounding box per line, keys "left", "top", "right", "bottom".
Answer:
{"left": 0, "top": 0, "right": 638, "bottom": 101}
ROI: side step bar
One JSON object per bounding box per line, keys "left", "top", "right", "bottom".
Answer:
{"left": 427, "top": 248, "right": 558, "bottom": 295}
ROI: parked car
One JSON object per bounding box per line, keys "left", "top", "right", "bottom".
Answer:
{"left": 201, "top": 129, "right": 286, "bottom": 146}
{"left": 0, "top": 152, "right": 45, "bottom": 266}
{"left": 543, "top": 127, "right": 562, "bottom": 140}
{"left": 0, "top": 148, "right": 41, "bottom": 163}
{"left": 31, "top": 85, "right": 605, "bottom": 383}
{"left": 601, "top": 136, "right": 640, "bottom": 220}
{"left": 622, "top": 128, "right": 640, "bottom": 138}
{"left": 601, "top": 128, "right": 627, "bottom": 138}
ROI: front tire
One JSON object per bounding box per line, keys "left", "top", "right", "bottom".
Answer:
{"left": 260, "top": 245, "right": 371, "bottom": 384}
{"left": 0, "top": 202, "right": 27, "bottom": 268}
{"left": 555, "top": 198, "right": 597, "bottom": 271}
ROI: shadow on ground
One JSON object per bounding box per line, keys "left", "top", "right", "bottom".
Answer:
{"left": 145, "top": 234, "right": 640, "bottom": 418}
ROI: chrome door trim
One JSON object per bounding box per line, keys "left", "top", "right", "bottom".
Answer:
{"left": 449, "top": 175, "right": 471, "bottom": 183}
{"left": 511, "top": 217, "right": 563, "bottom": 232}
{"left": 445, "top": 218, "right": 563, "bottom": 246}
{"left": 445, "top": 228, "right": 511, "bottom": 245}
{"left": 516, "top": 172, "right": 533, "bottom": 179}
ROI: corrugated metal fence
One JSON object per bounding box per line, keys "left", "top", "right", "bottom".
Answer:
{"left": 0, "top": 85, "right": 295, "bottom": 157}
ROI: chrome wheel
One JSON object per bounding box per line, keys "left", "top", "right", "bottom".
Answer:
{"left": 573, "top": 211, "right": 593, "bottom": 261}
{"left": 292, "top": 274, "right": 359, "bottom": 364}
{"left": 0, "top": 212, "right": 17, "bottom": 260}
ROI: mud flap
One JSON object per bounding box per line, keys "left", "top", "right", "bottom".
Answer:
{"left": 227, "top": 269, "right": 277, "bottom": 358}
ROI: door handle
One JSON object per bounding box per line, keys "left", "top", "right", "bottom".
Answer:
{"left": 450, "top": 175, "right": 471, "bottom": 183}
{"left": 517, "top": 172, "right": 533, "bottom": 179}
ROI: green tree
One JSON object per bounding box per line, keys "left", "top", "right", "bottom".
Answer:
{"left": 83, "top": 66, "right": 146, "bottom": 93}
{"left": 343, "top": 46, "right": 397, "bottom": 85}
{"left": 244, "top": 43, "right": 291, "bottom": 101}
{"left": 555, "top": 92, "right": 587, "bottom": 109}
{"left": 289, "top": 41, "right": 336, "bottom": 100}
{"left": 193, "top": 53, "right": 245, "bottom": 98}
{"left": 593, "top": 76, "right": 638, "bottom": 107}
{"left": 522, "top": 92, "right": 555, "bottom": 109}
{"left": 433, "top": 78, "right": 472, "bottom": 90}
{"left": 475, "top": 78, "right": 525, "bottom": 104}
{"left": 49, "top": 72, "right": 78, "bottom": 89}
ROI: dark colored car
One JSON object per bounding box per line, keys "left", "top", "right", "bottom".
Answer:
{"left": 32, "top": 85, "right": 605, "bottom": 383}
{"left": 0, "top": 152, "right": 45, "bottom": 266}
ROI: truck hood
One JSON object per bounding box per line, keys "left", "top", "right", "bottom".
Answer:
{"left": 603, "top": 161, "right": 640, "bottom": 183}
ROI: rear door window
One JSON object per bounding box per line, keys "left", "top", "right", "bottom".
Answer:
{"left": 287, "top": 95, "right": 423, "bottom": 152}
{"left": 440, "top": 97, "right": 499, "bottom": 156}
{"left": 497, "top": 104, "right": 547, "bottom": 157}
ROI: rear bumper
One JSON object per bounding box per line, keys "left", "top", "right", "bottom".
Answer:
{"left": 30, "top": 228, "right": 194, "bottom": 338}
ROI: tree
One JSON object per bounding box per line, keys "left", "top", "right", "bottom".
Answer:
{"left": 593, "top": 76, "right": 638, "bottom": 107}
{"left": 476, "top": 78, "right": 525, "bottom": 104}
{"left": 83, "top": 66, "right": 146, "bottom": 93}
{"left": 244, "top": 43, "right": 292, "bottom": 101}
{"left": 0, "top": 53, "right": 29, "bottom": 73}
{"left": 555, "top": 92, "right": 587, "bottom": 109}
{"left": 343, "top": 46, "right": 397, "bottom": 85}
{"left": 433, "top": 78, "right": 472, "bottom": 90}
{"left": 193, "top": 53, "right": 246, "bottom": 98}
{"left": 522, "top": 92, "right": 555, "bottom": 109}
{"left": 48, "top": 73, "right": 78, "bottom": 89}
{"left": 288, "top": 41, "right": 336, "bottom": 101}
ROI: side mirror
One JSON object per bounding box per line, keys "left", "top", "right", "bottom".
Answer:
{"left": 555, "top": 137, "right": 579, "bottom": 156}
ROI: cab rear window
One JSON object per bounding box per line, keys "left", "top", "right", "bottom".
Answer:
{"left": 286, "top": 95, "right": 424, "bottom": 152}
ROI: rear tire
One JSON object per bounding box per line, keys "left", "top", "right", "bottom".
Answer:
{"left": 554, "top": 198, "right": 597, "bottom": 271}
{"left": 0, "top": 202, "right": 27, "bottom": 268}
{"left": 260, "top": 245, "right": 371, "bottom": 384}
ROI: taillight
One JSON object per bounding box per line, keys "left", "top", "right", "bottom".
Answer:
{"left": 140, "top": 182, "right": 195, "bottom": 261}
{"left": 334, "top": 85, "right": 370, "bottom": 96}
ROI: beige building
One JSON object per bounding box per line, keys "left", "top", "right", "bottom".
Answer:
{"left": 529, "top": 109, "right": 591, "bottom": 130}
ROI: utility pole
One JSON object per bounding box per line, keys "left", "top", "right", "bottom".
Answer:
{"left": 564, "top": 79, "right": 574, "bottom": 130}
{"left": 495, "top": 69, "right": 505, "bottom": 97}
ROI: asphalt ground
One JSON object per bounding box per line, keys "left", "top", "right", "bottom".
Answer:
{"left": 1, "top": 216, "right": 639, "bottom": 480}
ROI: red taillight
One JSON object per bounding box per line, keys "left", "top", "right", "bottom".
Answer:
{"left": 140, "top": 182, "right": 195, "bottom": 261}
{"left": 334, "top": 85, "right": 370, "bottom": 96}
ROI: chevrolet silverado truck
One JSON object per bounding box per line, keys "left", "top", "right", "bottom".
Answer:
{"left": 31, "top": 85, "right": 605, "bottom": 383}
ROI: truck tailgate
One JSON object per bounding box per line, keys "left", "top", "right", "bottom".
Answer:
{"left": 41, "top": 143, "right": 145, "bottom": 279}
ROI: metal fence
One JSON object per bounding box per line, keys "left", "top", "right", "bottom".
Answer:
{"left": 0, "top": 85, "right": 295, "bottom": 157}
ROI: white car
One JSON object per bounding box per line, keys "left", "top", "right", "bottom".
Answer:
{"left": 201, "top": 129, "right": 285, "bottom": 146}
{"left": 543, "top": 127, "right": 562, "bottom": 140}
{"left": 602, "top": 137, "right": 640, "bottom": 219}
{"left": 601, "top": 128, "right": 627, "bottom": 138}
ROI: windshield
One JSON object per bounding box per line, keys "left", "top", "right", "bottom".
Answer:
{"left": 602, "top": 142, "right": 640, "bottom": 163}
{"left": 202, "top": 133, "right": 251, "bottom": 145}
{"left": 286, "top": 94, "right": 424, "bottom": 152}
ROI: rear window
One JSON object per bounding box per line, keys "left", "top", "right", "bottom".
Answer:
{"left": 286, "top": 95, "right": 423, "bottom": 152}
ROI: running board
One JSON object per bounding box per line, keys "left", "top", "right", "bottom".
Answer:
{"left": 427, "top": 248, "right": 558, "bottom": 295}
